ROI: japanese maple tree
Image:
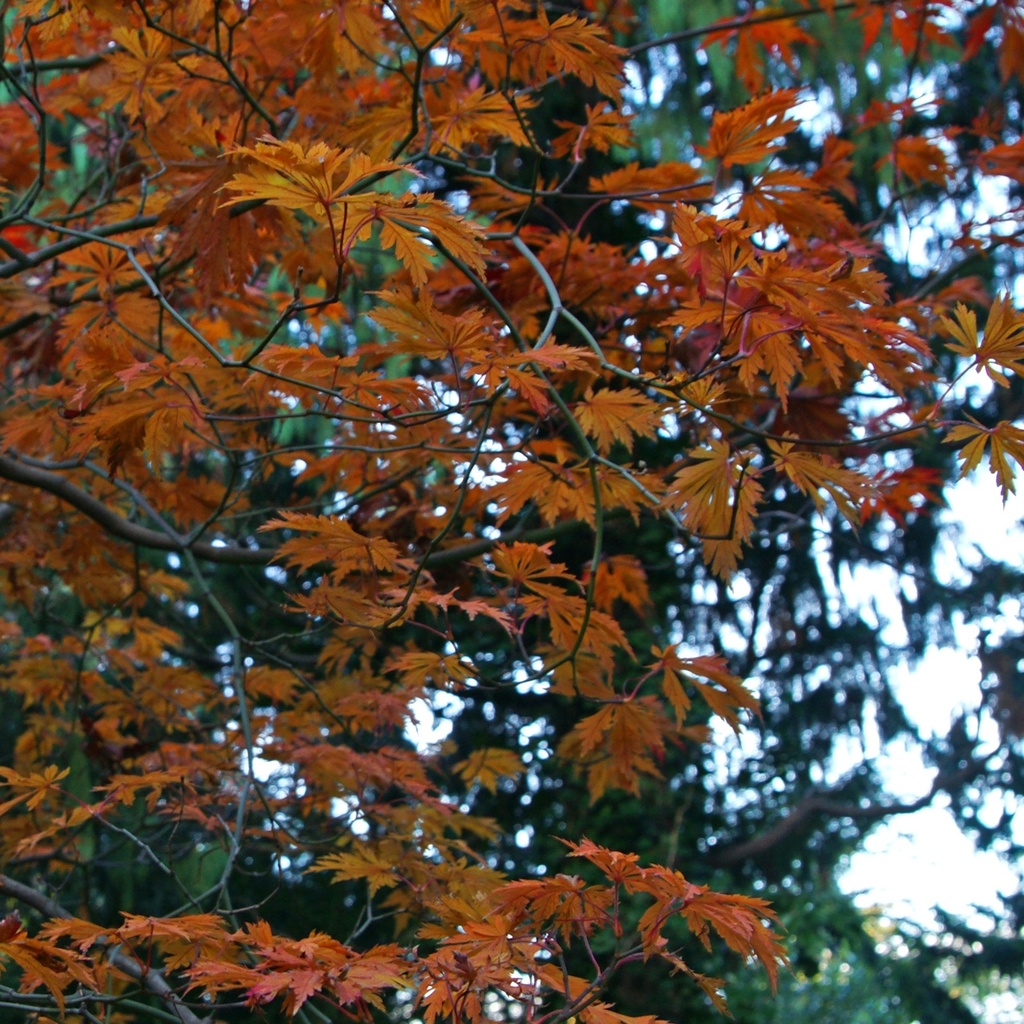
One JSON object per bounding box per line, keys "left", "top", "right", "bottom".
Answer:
{"left": 1, "top": 1, "right": 1023, "bottom": 1022}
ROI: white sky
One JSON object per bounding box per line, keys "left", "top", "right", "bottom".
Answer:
{"left": 840, "top": 473, "right": 1024, "bottom": 932}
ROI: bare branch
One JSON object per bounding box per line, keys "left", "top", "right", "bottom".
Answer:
{"left": 0, "top": 875, "right": 207, "bottom": 1024}
{"left": 0, "top": 454, "right": 269, "bottom": 565}
{"left": 0, "top": 451, "right": 595, "bottom": 568}
{"left": 709, "top": 760, "right": 987, "bottom": 868}
{"left": 0, "top": 215, "right": 159, "bottom": 279}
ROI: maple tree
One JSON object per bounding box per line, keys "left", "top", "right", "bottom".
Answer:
{"left": 1, "top": 0, "right": 1024, "bottom": 1021}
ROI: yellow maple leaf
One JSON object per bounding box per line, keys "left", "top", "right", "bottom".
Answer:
{"left": 376, "top": 196, "right": 487, "bottom": 287}
{"left": 107, "top": 26, "right": 191, "bottom": 122}
{"left": 311, "top": 846, "right": 398, "bottom": 895}
{"left": 890, "top": 133, "right": 951, "bottom": 186}
{"left": 454, "top": 748, "right": 525, "bottom": 794}
{"left": 558, "top": 701, "right": 668, "bottom": 801}
{"left": 261, "top": 511, "right": 403, "bottom": 576}
{"left": 0, "top": 765, "right": 69, "bottom": 818}
{"left": 370, "top": 289, "right": 494, "bottom": 362}
{"left": 945, "top": 419, "right": 1024, "bottom": 500}
{"left": 668, "top": 442, "right": 762, "bottom": 577}
{"left": 221, "top": 136, "right": 402, "bottom": 216}
{"left": 651, "top": 647, "right": 759, "bottom": 732}
{"left": 942, "top": 295, "right": 1024, "bottom": 387}
{"left": 429, "top": 84, "right": 533, "bottom": 153}
{"left": 769, "top": 440, "right": 868, "bottom": 524}
{"left": 699, "top": 89, "right": 800, "bottom": 168}
{"left": 574, "top": 387, "right": 663, "bottom": 453}
{"left": 589, "top": 555, "right": 651, "bottom": 617}
{"left": 527, "top": 11, "right": 626, "bottom": 102}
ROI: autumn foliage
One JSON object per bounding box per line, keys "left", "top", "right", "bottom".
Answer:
{"left": 0, "top": 0, "right": 1023, "bottom": 1021}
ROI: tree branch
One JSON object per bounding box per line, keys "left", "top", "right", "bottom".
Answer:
{"left": 0, "top": 452, "right": 596, "bottom": 569}
{"left": 0, "top": 215, "right": 159, "bottom": 279}
{"left": 628, "top": 0, "right": 895, "bottom": 57}
{"left": 708, "top": 760, "right": 986, "bottom": 868}
{"left": 0, "top": 874, "right": 207, "bottom": 1024}
{"left": 0, "top": 454, "right": 269, "bottom": 564}
{"left": 2, "top": 54, "right": 106, "bottom": 75}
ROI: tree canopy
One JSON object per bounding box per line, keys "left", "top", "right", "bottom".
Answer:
{"left": 1, "top": 1, "right": 1023, "bottom": 1022}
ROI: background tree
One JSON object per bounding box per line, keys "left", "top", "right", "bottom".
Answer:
{"left": 0, "top": 2, "right": 1022, "bottom": 1023}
